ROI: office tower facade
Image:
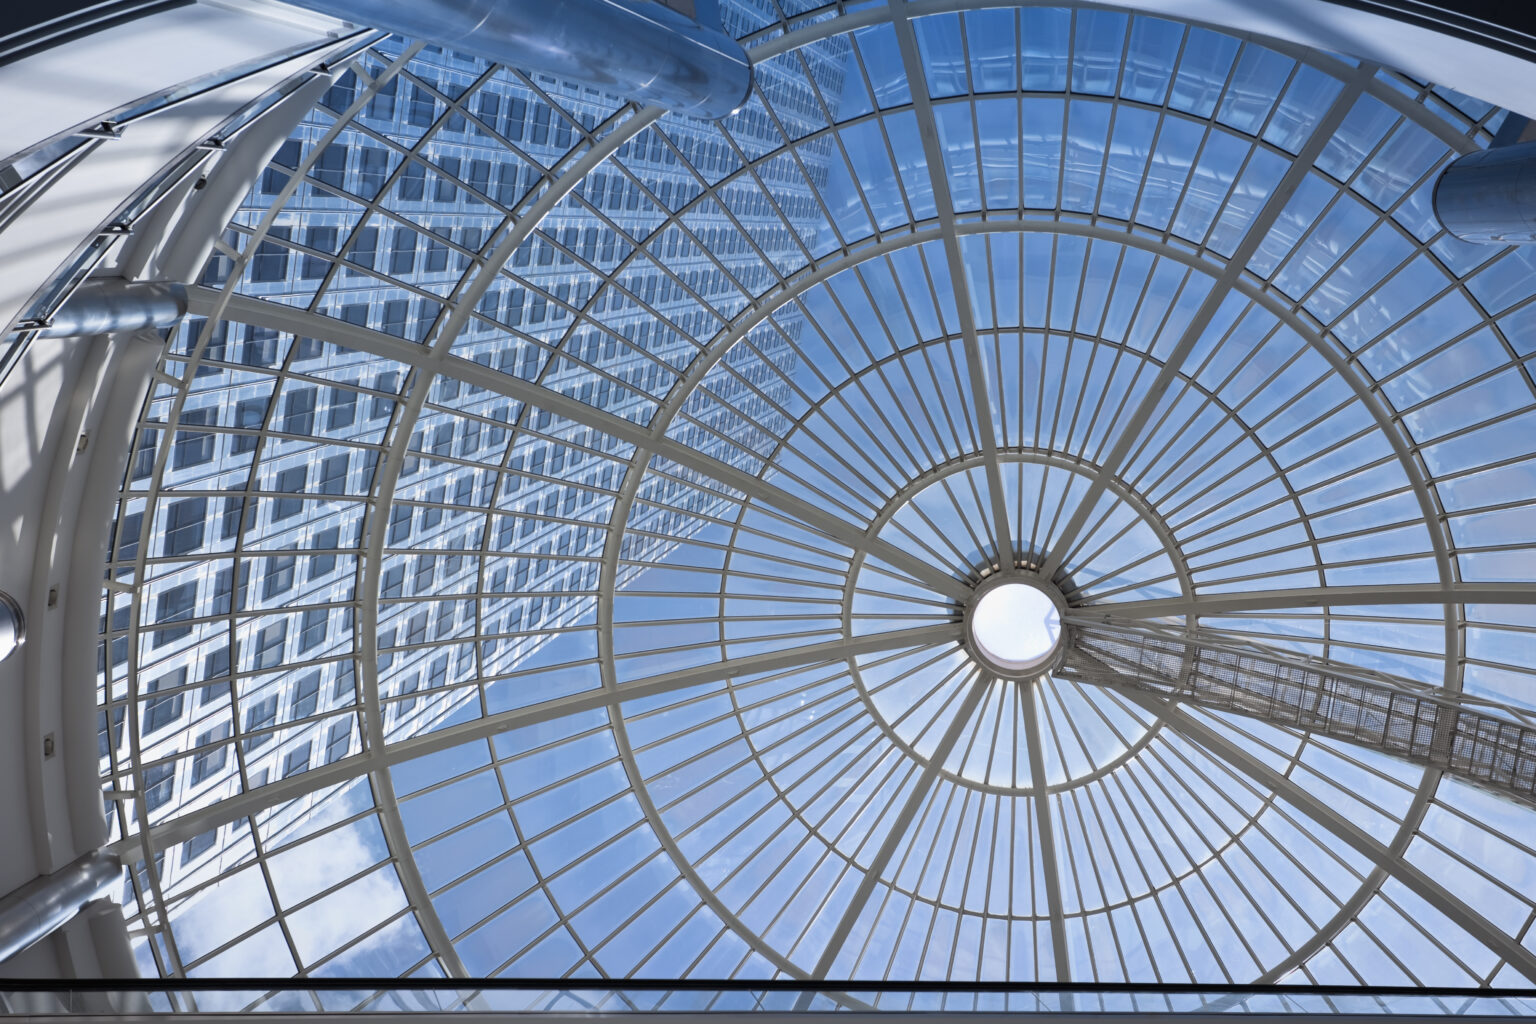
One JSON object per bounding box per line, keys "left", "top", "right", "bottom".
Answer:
{"left": 97, "top": 5, "right": 850, "bottom": 976}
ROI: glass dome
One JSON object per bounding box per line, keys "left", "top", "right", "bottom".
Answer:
{"left": 95, "top": 0, "right": 1536, "bottom": 989}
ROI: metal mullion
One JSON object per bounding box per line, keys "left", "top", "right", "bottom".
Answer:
{"left": 631, "top": 494, "right": 850, "bottom": 566}
{"left": 1058, "top": 513, "right": 1169, "bottom": 599}
{"left": 1074, "top": 250, "right": 1163, "bottom": 462}
{"left": 1126, "top": 323, "right": 1295, "bottom": 506}
{"left": 1184, "top": 508, "right": 1424, "bottom": 574}
{"left": 1146, "top": 38, "right": 1243, "bottom": 256}
{"left": 1031, "top": 691, "right": 1103, "bottom": 984}
{"left": 1430, "top": 443, "right": 1536, "bottom": 491}
{"left": 920, "top": 784, "right": 978, "bottom": 978}
{"left": 1165, "top": 448, "right": 1402, "bottom": 552}
{"left": 1044, "top": 259, "right": 1096, "bottom": 464}
{"left": 862, "top": 652, "right": 976, "bottom": 736}
{"left": 1047, "top": 70, "right": 1375, "bottom": 583}
{"left": 1186, "top": 546, "right": 1432, "bottom": 593}
{"left": 1078, "top": 781, "right": 1172, "bottom": 982}
{"left": 809, "top": 674, "right": 987, "bottom": 977}
{"left": 1413, "top": 828, "right": 1536, "bottom": 899}
{"left": 751, "top": 75, "right": 858, "bottom": 258}
{"left": 122, "top": 625, "right": 956, "bottom": 866}
{"left": 1007, "top": 692, "right": 1066, "bottom": 983}
{"left": 629, "top": 518, "right": 845, "bottom": 568}
{"left": 616, "top": 625, "right": 844, "bottom": 666}
{"left": 112, "top": 51, "right": 427, "bottom": 955}
{"left": 870, "top": 517, "right": 974, "bottom": 588}
{"left": 679, "top": 350, "right": 804, "bottom": 460}
{"left": 1057, "top": 266, "right": 1196, "bottom": 535}
{"left": 306, "top": 95, "right": 490, "bottom": 314}
{"left": 674, "top": 740, "right": 872, "bottom": 907}
{"left": 1344, "top": 904, "right": 1448, "bottom": 985}
{"left": 644, "top": 142, "right": 793, "bottom": 312}
{"left": 947, "top": 679, "right": 1000, "bottom": 790}
{"left": 1157, "top": 385, "right": 1388, "bottom": 537}
{"left": 806, "top": 280, "right": 944, "bottom": 485}
{"left": 796, "top": 50, "right": 891, "bottom": 242}
{"left": 674, "top": 719, "right": 890, "bottom": 874}
{"left": 1109, "top": 301, "right": 1258, "bottom": 508}
{"left": 687, "top": 116, "right": 819, "bottom": 277}
{"left": 165, "top": 362, "right": 399, "bottom": 408}
{"left": 1135, "top": 729, "right": 1310, "bottom": 962}
{"left": 849, "top": 609, "right": 958, "bottom": 625}
{"left": 877, "top": 781, "right": 954, "bottom": 981}
{"left": 1138, "top": 692, "right": 1536, "bottom": 977}
{"left": 1058, "top": 256, "right": 1129, "bottom": 456}
{"left": 1125, "top": 738, "right": 1285, "bottom": 981}
{"left": 700, "top": 329, "right": 816, "bottom": 440}
{"left": 847, "top": 259, "right": 956, "bottom": 475}
{"left": 1099, "top": 765, "right": 1258, "bottom": 984}
{"left": 640, "top": 681, "right": 866, "bottom": 779}
{"left": 408, "top": 63, "right": 587, "bottom": 185}
{"left": 559, "top": 192, "right": 740, "bottom": 337}
{"left": 932, "top": 473, "right": 997, "bottom": 572}
{"left": 736, "top": 309, "right": 873, "bottom": 462}
{"left": 1062, "top": 785, "right": 1124, "bottom": 982}
{"left": 889, "top": 2, "right": 1015, "bottom": 570}
{"left": 675, "top": 399, "right": 897, "bottom": 510}
{"left": 1369, "top": 295, "right": 1536, "bottom": 402}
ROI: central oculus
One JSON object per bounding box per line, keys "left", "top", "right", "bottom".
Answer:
{"left": 966, "top": 578, "right": 1063, "bottom": 677}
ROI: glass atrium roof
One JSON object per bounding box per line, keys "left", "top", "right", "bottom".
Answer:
{"left": 96, "top": 0, "right": 1536, "bottom": 989}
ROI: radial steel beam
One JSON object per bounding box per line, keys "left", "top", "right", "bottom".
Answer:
{"left": 809, "top": 680, "right": 988, "bottom": 978}
{"left": 887, "top": 0, "right": 1014, "bottom": 572}
{"left": 189, "top": 288, "right": 972, "bottom": 602}
{"left": 1118, "top": 688, "right": 1536, "bottom": 983}
{"left": 123, "top": 624, "right": 961, "bottom": 858}
{"left": 1023, "top": 691, "right": 1072, "bottom": 980}
{"left": 1062, "top": 622, "right": 1536, "bottom": 808}
{"left": 1081, "top": 583, "right": 1536, "bottom": 619}
{"left": 1038, "top": 67, "right": 1375, "bottom": 582}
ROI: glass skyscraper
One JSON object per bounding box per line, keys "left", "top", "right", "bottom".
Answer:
{"left": 99, "top": 5, "right": 850, "bottom": 976}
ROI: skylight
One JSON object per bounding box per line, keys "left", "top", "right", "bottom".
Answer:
{"left": 93, "top": 0, "right": 1536, "bottom": 990}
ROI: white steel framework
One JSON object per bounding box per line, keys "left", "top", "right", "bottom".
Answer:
{"left": 88, "top": 0, "right": 1536, "bottom": 993}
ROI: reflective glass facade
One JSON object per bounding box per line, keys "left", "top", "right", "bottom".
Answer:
{"left": 98, "top": 0, "right": 1536, "bottom": 990}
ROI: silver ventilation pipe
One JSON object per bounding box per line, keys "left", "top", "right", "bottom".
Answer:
{"left": 0, "top": 591, "right": 21, "bottom": 666}
{"left": 1433, "top": 115, "right": 1536, "bottom": 244}
{"left": 0, "top": 851, "right": 120, "bottom": 963}
{"left": 279, "top": 0, "right": 753, "bottom": 120}
{"left": 28, "top": 280, "right": 188, "bottom": 339}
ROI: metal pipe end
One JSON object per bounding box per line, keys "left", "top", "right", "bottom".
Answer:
{"left": 0, "top": 591, "right": 23, "bottom": 665}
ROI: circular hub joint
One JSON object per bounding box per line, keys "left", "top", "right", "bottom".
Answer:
{"left": 965, "top": 575, "right": 1065, "bottom": 679}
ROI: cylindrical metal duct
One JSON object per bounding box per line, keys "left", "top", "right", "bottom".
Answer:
{"left": 279, "top": 0, "right": 752, "bottom": 120}
{"left": 0, "top": 591, "right": 21, "bottom": 666}
{"left": 0, "top": 851, "right": 120, "bottom": 963}
{"left": 1433, "top": 140, "right": 1536, "bottom": 243}
{"left": 33, "top": 280, "right": 188, "bottom": 339}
